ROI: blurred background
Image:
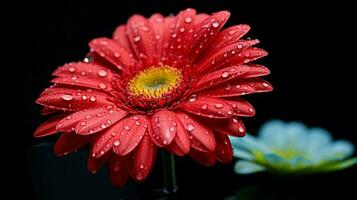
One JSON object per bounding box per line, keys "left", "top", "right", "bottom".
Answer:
{"left": 21, "top": 0, "right": 356, "bottom": 199}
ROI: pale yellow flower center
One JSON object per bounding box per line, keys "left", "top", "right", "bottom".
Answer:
{"left": 128, "top": 65, "right": 182, "bottom": 98}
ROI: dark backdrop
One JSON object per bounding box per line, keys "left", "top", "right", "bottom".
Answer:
{"left": 21, "top": 0, "right": 356, "bottom": 199}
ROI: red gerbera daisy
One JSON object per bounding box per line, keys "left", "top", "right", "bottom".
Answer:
{"left": 34, "top": 8, "right": 272, "bottom": 187}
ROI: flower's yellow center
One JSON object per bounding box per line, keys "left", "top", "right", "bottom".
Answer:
{"left": 128, "top": 65, "right": 182, "bottom": 98}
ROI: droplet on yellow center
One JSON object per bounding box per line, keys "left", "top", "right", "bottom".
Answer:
{"left": 128, "top": 65, "right": 182, "bottom": 98}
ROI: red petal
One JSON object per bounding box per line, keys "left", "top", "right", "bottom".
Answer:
{"left": 223, "top": 98, "right": 256, "bottom": 117}
{"left": 36, "top": 87, "right": 112, "bottom": 111}
{"left": 204, "top": 117, "right": 246, "bottom": 137}
{"left": 190, "top": 11, "right": 230, "bottom": 60}
{"left": 75, "top": 106, "right": 128, "bottom": 135}
{"left": 56, "top": 107, "right": 105, "bottom": 132}
{"left": 51, "top": 76, "right": 113, "bottom": 92}
{"left": 189, "top": 148, "right": 216, "bottom": 166}
{"left": 194, "top": 13, "right": 209, "bottom": 26}
{"left": 127, "top": 133, "right": 157, "bottom": 182}
{"left": 199, "top": 78, "right": 273, "bottom": 97}
{"left": 127, "top": 15, "right": 156, "bottom": 66}
{"left": 89, "top": 37, "right": 137, "bottom": 70}
{"left": 112, "top": 115, "right": 148, "bottom": 156}
{"left": 165, "top": 8, "right": 196, "bottom": 64}
{"left": 150, "top": 110, "right": 178, "bottom": 147}
{"left": 149, "top": 14, "right": 165, "bottom": 62}
{"left": 176, "top": 112, "right": 216, "bottom": 152}
{"left": 208, "top": 24, "right": 251, "bottom": 51}
{"left": 53, "top": 132, "right": 96, "bottom": 156}
{"left": 194, "top": 65, "right": 270, "bottom": 92}
{"left": 197, "top": 40, "right": 260, "bottom": 73}
{"left": 87, "top": 147, "right": 110, "bottom": 174}
{"left": 214, "top": 133, "right": 233, "bottom": 163}
{"left": 91, "top": 115, "right": 144, "bottom": 158}
{"left": 41, "top": 107, "right": 60, "bottom": 115}
{"left": 52, "top": 62, "right": 115, "bottom": 83}
{"left": 108, "top": 154, "right": 129, "bottom": 187}
{"left": 33, "top": 113, "right": 67, "bottom": 137}
{"left": 221, "top": 47, "right": 269, "bottom": 69}
{"left": 166, "top": 117, "right": 190, "bottom": 156}
{"left": 112, "top": 25, "right": 132, "bottom": 51}
{"left": 180, "top": 95, "right": 233, "bottom": 119}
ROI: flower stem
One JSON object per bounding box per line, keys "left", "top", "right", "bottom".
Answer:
{"left": 161, "top": 150, "right": 177, "bottom": 199}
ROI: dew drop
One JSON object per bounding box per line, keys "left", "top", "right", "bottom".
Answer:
{"left": 135, "top": 121, "right": 141, "bottom": 126}
{"left": 114, "top": 52, "right": 120, "bottom": 58}
{"left": 61, "top": 94, "right": 74, "bottom": 101}
{"left": 101, "top": 124, "right": 107, "bottom": 129}
{"left": 212, "top": 21, "right": 220, "bottom": 28}
{"left": 185, "top": 16, "right": 192, "bottom": 23}
{"left": 221, "top": 71, "right": 229, "bottom": 78}
{"left": 98, "top": 83, "right": 107, "bottom": 89}
{"left": 139, "top": 164, "right": 145, "bottom": 169}
{"left": 215, "top": 103, "right": 224, "bottom": 109}
{"left": 179, "top": 27, "right": 185, "bottom": 32}
{"left": 170, "top": 127, "right": 175, "bottom": 132}
{"left": 229, "top": 30, "right": 236, "bottom": 35}
{"left": 80, "top": 121, "right": 87, "bottom": 126}
{"left": 69, "top": 67, "right": 76, "bottom": 72}
{"left": 134, "top": 36, "right": 141, "bottom": 42}
{"left": 136, "top": 173, "right": 144, "bottom": 180}
{"left": 98, "top": 70, "right": 108, "bottom": 77}
{"left": 186, "top": 123, "right": 194, "bottom": 132}
{"left": 90, "top": 96, "right": 97, "bottom": 102}
{"left": 124, "top": 126, "right": 131, "bottom": 131}
{"left": 249, "top": 108, "right": 254, "bottom": 113}
{"left": 239, "top": 127, "right": 245, "bottom": 133}
{"left": 263, "top": 83, "right": 269, "bottom": 87}
{"left": 189, "top": 94, "right": 197, "bottom": 102}
{"left": 237, "top": 44, "right": 243, "bottom": 49}
{"left": 225, "top": 84, "right": 232, "bottom": 90}
{"left": 244, "top": 59, "right": 250, "bottom": 63}
{"left": 114, "top": 140, "right": 120, "bottom": 146}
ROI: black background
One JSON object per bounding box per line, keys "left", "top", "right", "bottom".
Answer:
{"left": 20, "top": 0, "right": 356, "bottom": 199}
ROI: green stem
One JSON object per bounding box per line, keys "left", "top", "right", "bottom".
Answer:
{"left": 161, "top": 150, "right": 177, "bottom": 199}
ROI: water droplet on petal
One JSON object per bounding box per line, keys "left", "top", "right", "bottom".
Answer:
{"left": 239, "top": 127, "right": 245, "bottom": 133}
{"left": 90, "top": 96, "right": 96, "bottom": 102}
{"left": 98, "top": 70, "right": 108, "bottom": 77}
{"left": 134, "top": 36, "right": 141, "bottom": 42}
{"left": 185, "top": 16, "right": 192, "bottom": 23}
{"left": 179, "top": 27, "right": 185, "bottom": 32}
{"left": 212, "top": 21, "right": 220, "bottom": 28}
{"left": 249, "top": 108, "right": 254, "bottom": 113}
{"left": 186, "top": 123, "right": 194, "bottom": 132}
{"left": 263, "top": 83, "right": 269, "bottom": 87}
{"left": 135, "top": 121, "right": 141, "bottom": 126}
{"left": 61, "top": 94, "right": 74, "bottom": 101}
{"left": 170, "top": 127, "right": 175, "bottom": 132}
{"left": 139, "top": 164, "right": 145, "bottom": 169}
{"left": 114, "top": 139, "right": 120, "bottom": 146}
{"left": 215, "top": 103, "right": 224, "bottom": 109}
{"left": 101, "top": 124, "right": 107, "bottom": 129}
{"left": 201, "top": 104, "right": 208, "bottom": 110}
{"left": 80, "top": 121, "right": 87, "bottom": 126}
{"left": 98, "top": 83, "right": 107, "bottom": 89}
{"left": 221, "top": 71, "right": 229, "bottom": 78}
{"left": 225, "top": 84, "right": 232, "bottom": 90}
{"left": 189, "top": 94, "right": 197, "bottom": 102}
{"left": 237, "top": 44, "right": 243, "bottom": 49}
{"left": 229, "top": 30, "right": 236, "bottom": 35}
{"left": 114, "top": 53, "right": 120, "bottom": 58}
{"left": 124, "top": 125, "right": 130, "bottom": 131}
{"left": 69, "top": 67, "right": 76, "bottom": 72}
